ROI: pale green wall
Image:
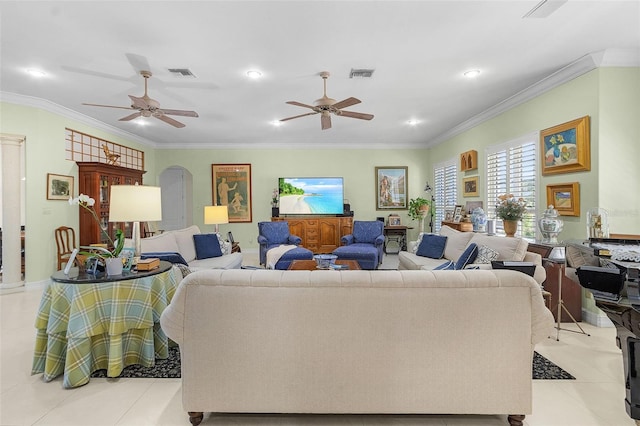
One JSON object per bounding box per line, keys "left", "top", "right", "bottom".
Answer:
{"left": 598, "top": 67, "right": 640, "bottom": 234}
{"left": 0, "top": 103, "right": 155, "bottom": 283}
{"left": 155, "top": 148, "right": 429, "bottom": 249}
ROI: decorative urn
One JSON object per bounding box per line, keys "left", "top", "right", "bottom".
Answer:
{"left": 538, "top": 205, "right": 564, "bottom": 244}
{"left": 471, "top": 207, "right": 487, "bottom": 232}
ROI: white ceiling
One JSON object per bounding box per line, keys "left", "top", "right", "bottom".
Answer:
{"left": 1, "top": 1, "right": 639, "bottom": 149}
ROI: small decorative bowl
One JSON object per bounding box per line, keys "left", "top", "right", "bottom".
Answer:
{"left": 314, "top": 254, "right": 338, "bottom": 269}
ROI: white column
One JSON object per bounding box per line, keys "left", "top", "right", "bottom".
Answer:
{"left": 1, "top": 133, "right": 25, "bottom": 289}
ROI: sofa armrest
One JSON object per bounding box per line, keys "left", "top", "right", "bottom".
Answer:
{"left": 341, "top": 235, "right": 354, "bottom": 245}
{"left": 288, "top": 235, "right": 302, "bottom": 245}
{"left": 524, "top": 251, "right": 543, "bottom": 266}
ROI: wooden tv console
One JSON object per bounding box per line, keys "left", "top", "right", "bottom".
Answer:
{"left": 271, "top": 216, "right": 353, "bottom": 254}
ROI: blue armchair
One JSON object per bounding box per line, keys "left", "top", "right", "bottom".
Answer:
{"left": 332, "top": 220, "right": 385, "bottom": 270}
{"left": 257, "top": 221, "right": 303, "bottom": 266}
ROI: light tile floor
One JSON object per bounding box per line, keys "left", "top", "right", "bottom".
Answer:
{"left": 0, "top": 253, "right": 635, "bottom": 425}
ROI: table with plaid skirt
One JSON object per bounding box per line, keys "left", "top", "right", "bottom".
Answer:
{"left": 32, "top": 263, "right": 181, "bottom": 388}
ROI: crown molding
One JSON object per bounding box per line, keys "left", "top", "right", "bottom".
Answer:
{"left": 427, "top": 48, "right": 640, "bottom": 147}
{"left": 0, "top": 92, "right": 159, "bottom": 148}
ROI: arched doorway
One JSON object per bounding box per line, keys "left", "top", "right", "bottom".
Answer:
{"left": 158, "top": 167, "right": 193, "bottom": 231}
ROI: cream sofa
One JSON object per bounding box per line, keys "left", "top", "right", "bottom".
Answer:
{"left": 398, "top": 225, "right": 546, "bottom": 285}
{"left": 160, "top": 268, "right": 554, "bottom": 426}
{"left": 133, "top": 225, "right": 242, "bottom": 270}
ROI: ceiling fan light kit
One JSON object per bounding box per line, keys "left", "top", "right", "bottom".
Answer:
{"left": 82, "top": 70, "right": 199, "bottom": 128}
{"left": 280, "top": 71, "right": 374, "bottom": 130}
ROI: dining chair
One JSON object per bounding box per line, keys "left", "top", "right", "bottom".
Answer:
{"left": 55, "top": 226, "right": 79, "bottom": 270}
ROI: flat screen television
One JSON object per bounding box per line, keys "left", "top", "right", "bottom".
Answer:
{"left": 278, "top": 177, "right": 344, "bottom": 215}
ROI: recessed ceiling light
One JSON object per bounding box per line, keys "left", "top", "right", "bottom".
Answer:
{"left": 464, "top": 69, "right": 481, "bottom": 78}
{"left": 271, "top": 120, "right": 283, "bottom": 127}
{"left": 246, "top": 70, "right": 262, "bottom": 79}
{"left": 26, "top": 68, "right": 46, "bottom": 78}
{"left": 407, "top": 119, "right": 419, "bottom": 126}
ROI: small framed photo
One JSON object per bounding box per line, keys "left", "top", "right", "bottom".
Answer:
{"left": 453, "top": 214, "right": 462, "bottom": 223}
{"left": 454, "top": 205, "right": 463, "bottom": 217}
{"left": 47, "top": 173, "right": 73, "bottom": 200}
{"left": 444, "top": 207, "right": 455, "bottom": 221}
{"left": 388, "top": 215, "right": 401, "bottom": 226}
{"left": 121, "top": 248, "right": 135, "bottom": 272}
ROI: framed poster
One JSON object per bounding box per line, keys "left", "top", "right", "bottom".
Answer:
{"left": 541, "top": 116, "right": 590, "bottom": 175}
{"left": 47, "top": 173, "right": 73, "bottom": 200}
{"left": 546, "top": 182, "right": 580, "bottom": 216}
{"left": 212, "top": 164, "right": 252, "bottom": 223}
{"left": 462, "top": 176, "right": 478, "bottom": 197}
{"left": 375, "top": 166, "right": 408, "bottom": 210}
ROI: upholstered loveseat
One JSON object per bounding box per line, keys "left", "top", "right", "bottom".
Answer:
{"left": 160, "top": 268, "right": 554, "bottom": 426}
{"left": 131, "top": 225, "right": 242, "bottom": 270}
{"left": 398, "top": 225, "right": 546, "bottom": 285}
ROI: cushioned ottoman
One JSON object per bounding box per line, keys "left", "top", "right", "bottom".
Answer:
{"left": 274, "top": 247, "right": 314, "bottom": 270}
{"left": 332, "top": 244, "right": 379, "bottom": 270}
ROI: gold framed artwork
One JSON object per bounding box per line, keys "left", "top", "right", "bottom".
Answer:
{"left": 462, "top": 176, "right": 479, "bottom": 197}
{"left": 541, "top": 116, "right": 591, "bottom": 175}
{"left": 211, "top": 164, "right": 252, "bottom": 223}
{"left": 546, "top": 182, "right": 580, "bottom": 216}
{"left": 375, "top": 166, "right": 408, "bottom": 210}
{"left": 46, "top": 173, "right": 73, "bottom": 200}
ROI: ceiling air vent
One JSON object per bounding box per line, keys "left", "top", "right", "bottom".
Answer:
{"left": 167, "top": 68, "right": 197, "bottom": 78}
{"left": 349, "top": 68, "right": 375, "bottom": 79}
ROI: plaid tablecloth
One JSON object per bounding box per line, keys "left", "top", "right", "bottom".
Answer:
{"left": 32, "top": 265, "right": 181, "bottom": 388}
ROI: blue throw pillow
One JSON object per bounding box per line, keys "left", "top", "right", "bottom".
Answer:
{"left": 434, "top": 260, "right": 455, "bottom": 270}
{"left": 141, "top": 252, "right": 188, "bottom": 266}
{"left": 416, "top": 234, "right": 448, "bottom": 259}
{"left": 193, "top": 234, "right": 223, "bottom": 259}
{"left": 455, "top": 243, "right": 479, "bottom": 270}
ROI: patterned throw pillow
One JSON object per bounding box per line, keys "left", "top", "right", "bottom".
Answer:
{"left": 473, "top": 244, "right": 500, "bottom": 264}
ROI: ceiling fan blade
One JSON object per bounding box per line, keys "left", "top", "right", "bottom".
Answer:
{"left": 160, "top": 108, "right": 199, "bottom": 118}
{"left": 82, "top": 102, "right": 134, "bottom": 110}
{"left": 280, "top": 112, "right": 318, "bottom": 122}
{"left": 338, "top": 110, "right": 374, "bottom": 121}
{"left": 332, "top": 97, "right": 361, "bottom": 110}
{"left": 156, "top": 114, "right": 186, "bottom": 128}
{"left": 119, "top": 112, "right": 142, "bottom": 122}
{"left": 321, "top": 113, "right": 332, "bottom": 130}
{"left": 128, "top": 95, "right": 149, "bottom": 109}
{"left": 125, "top": 53, "right": 151, "bottom": 74}
{"left": 286, "top": 101, "right": 317, "bottom": 110}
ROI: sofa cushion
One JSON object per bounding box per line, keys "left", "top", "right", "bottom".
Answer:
{"left": 173, "top": 225, "right": 201, "bottom": 262}
{"left": 140, "top": 232, "right": 180, "bottom": 254}
{"left": 141, "top": 251, "right": 189, "bottom": 266}
{"left": 193, "top": 234, "right": 223, "bottom": 259}
{"left": 469, "top": 233, "right": 528, "bottom": 261}
{"left": 416, "top": 234, "right": 447, "bottom": 259}
{"left": 474, "top": 244, "right": 500, "bottom": 264}
{"left": 455, "top": 243, "right": 478, "bottom": 270}
{"left": 439, "top": 226, "right": 474, "bottom": 261}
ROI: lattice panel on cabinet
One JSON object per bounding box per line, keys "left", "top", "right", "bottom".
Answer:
{"left": 65, "top": 128, "right": 144, "bottom": 171}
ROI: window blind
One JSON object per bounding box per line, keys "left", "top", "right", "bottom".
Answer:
{"left": 434, "top": 159, "right": 457, "bottom": 233}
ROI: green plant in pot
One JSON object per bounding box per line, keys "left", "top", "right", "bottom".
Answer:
{"left": 408, "top": 197, "right": 433, "bottom": 232}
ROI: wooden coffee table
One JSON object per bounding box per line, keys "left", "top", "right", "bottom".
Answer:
{"left": 288, "top": 259, "right": 361, "bottom": 270}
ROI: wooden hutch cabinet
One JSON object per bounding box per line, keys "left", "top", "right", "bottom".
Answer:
{"left": 272, "top": 216, "right": 353, "bottom": 254}
{"left": 77, "top": 162, "right": 145, "bottom": 247}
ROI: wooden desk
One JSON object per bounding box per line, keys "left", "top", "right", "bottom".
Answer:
{"left": 441, "top": 221, "right": 473, "bottom": 232}
{"left": 383, "top": 226, "right": 412, "bottom": 253}
{"left": 288, "top": 259, "right": 361, "bottom": 271}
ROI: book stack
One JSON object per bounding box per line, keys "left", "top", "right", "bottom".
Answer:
{"left": 137, "top": 258, "right": 160, "bottom": 271}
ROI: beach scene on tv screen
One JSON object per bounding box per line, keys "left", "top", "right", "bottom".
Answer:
{"left": 279, "top": 178, "right": 343, "bottom": 214}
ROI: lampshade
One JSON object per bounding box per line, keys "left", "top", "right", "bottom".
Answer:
{"left": 109, "top": 185, "right": 162, "bottom": 222}
{"left": 204, "top": 205, "right": 229, "bottom": 225}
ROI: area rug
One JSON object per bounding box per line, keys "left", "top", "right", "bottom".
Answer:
{"left": 91, "top": 348, "right": 574, "bottom": 380}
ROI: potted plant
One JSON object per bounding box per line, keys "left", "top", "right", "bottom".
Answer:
{"left": 495, "top": 194, "right": 527, "bottom": 237}
{"left": 408, "top": 197, "right": 432, "bottom": 221}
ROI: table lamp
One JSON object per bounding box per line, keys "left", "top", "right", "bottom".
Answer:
{"left": 204, "top": 205, "right": 229, "bottom": 235}
{"left": 109, "top": 184, "right": 162, "bottom": 258}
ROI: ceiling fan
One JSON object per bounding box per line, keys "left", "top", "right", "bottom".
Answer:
{"left": 280, "top": 71, "right": 374, "bottom": 130}
{"left": 82, "top": 70, "right": 199, "bottom": 128}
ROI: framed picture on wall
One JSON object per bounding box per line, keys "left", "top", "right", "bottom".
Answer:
{"left": 541, "top": 116, "right": 591, "bottom": 175}
{"left": 462, "top": 176, "right": 479, "bottom": 197}
{"left": 47, "top": 173, "right": 73, "bottom": 200}
{"left": 375, "top": 166, "right": 408, "bottom": 210}
{"left": 212, "top": 164, "right": 252, "bottom": 223}
{"left": 546, "top": 182, "right": 580, "bottom": 216}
